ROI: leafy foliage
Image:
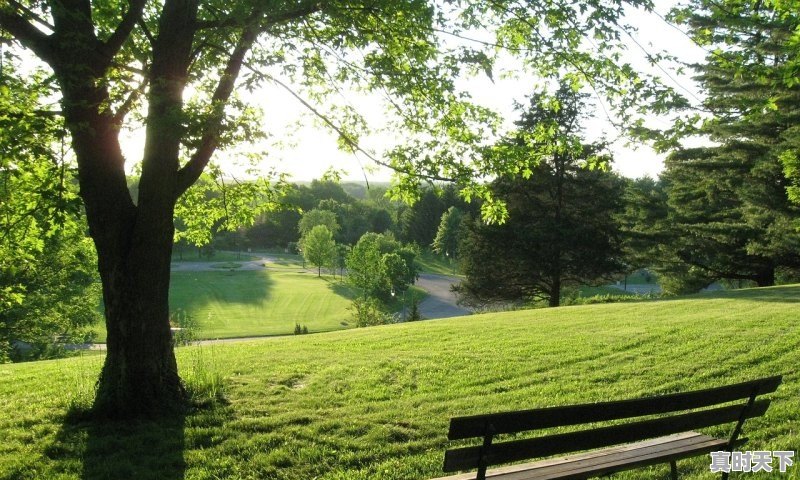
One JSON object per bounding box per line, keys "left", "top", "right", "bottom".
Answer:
{"left": 642, "top": 0, "right": 800, "bottom": 288}
{"left": 300, "top": 225, "right": 336, "bottom": 276}
{"left": 432, "top": 206, "right": 466, "bottom": 259}
{"left": 0, "top": 61, "right": 100, "bottom": 362}
{"left": 175, "top": 171, "right": 288, "bottom": 248}
{"left": 348, "top": 296, "right": 393, "bottom": 328}
{"left": 458, "top": 86, "right": 625, "bottom": 307}
{"left": 298, "top": 209, "right": 340, "bottom": 237}
{"left": 346, "top": 232, "right": 418, "bottom": 304}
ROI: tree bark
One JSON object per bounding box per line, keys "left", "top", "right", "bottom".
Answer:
{"left": 548, "top": 279, "right": 561, "bottom": 307}
{"left": 754, "top": 267, "right": 776, "bottom": 287}
{"left": 93, "top": 214, "right": 185, "bottom": 418}
{"left": 57, "top": 80, "right": 186, "bottom": 417}
{"left": 41, "top": 0, "right": 196, "bottom": 418}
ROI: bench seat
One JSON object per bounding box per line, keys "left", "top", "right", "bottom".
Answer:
{"left": 432, "top": 432, "right": 728, "bottom": 480}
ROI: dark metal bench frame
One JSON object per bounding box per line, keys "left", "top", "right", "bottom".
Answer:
{"left": 437, "top": 376, "right": 782, "bottom": 480}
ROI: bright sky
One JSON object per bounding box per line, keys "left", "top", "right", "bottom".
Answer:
{"left": 119, "top": 1, "right": 707, "bottom": 184}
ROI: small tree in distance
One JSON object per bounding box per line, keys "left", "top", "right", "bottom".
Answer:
{"left": 300, "top": 225, "right": 336, "bottom": 277}
{"left": 432, "top": 206, "right": 466, "bottom": 272}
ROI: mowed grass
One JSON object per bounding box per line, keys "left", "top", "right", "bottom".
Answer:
{"left": 4, "top": 285, "right": 800, "bottom": 480}
{"left": 171, "top": 270, "right": 355, "bottom": 338}
{"left": 173, "top": 270, "right": 356, "bottom": 338}
{"left": 416, "top": 250, "right": 460, "bottom": 276}
{"left": 93, "top": 270, "right": 355, "bottom": 341}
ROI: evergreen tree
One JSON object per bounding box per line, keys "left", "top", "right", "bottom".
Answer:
{"left": 458, "top": 86, "right": 625, "bottom": 307}
{"left": 660, "top": 0, "right": 800, "bottom": 287}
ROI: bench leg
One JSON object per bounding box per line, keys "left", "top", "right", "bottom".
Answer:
{"left": 670, "top": 460, "right": 678, "bottom": 480}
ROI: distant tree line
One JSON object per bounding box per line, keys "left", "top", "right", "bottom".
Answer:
{"left": 197, "top": 176, "right": 476, "bottom": 258}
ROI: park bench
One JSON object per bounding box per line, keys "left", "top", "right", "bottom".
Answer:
{"left": 433, "top": 375, "right": 782, "bottom": 480}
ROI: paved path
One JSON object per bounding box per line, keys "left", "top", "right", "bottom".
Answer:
{"left": 608, "top": 283, "right": 662, "bottom": 295}
{"left": 75, "top": 264, "right": 470, "bottom": 350}
{"left": 416, "top": 273, "right": 472, "bottom": 319}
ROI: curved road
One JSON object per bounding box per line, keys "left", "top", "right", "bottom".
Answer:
{"left": 415, "top": 274, "right": 471, "bottom": 319}
{"left": 74, "top": 262, "right": 469, "bottom": 350}
{"left": 171, "top": 254, "right": 473, "bottom": 320}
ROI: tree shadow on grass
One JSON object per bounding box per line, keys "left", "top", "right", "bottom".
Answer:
{"left": 656, "top": 285, "right": 800, "bottom": 304}
{"left": 170, "top": 269, "right": 275, "bottom": 310}
{"left": 50, "top": 412, "right": 186, "bottom": 480}
{"left": 326, "top": 279, "right": 357, "bottom": 301}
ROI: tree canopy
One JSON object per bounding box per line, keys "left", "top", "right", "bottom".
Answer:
{"left": 641, "top": 0, "right": 800, "bottom": 288}
{"left": 300, "top": 224, "right": 336, "bottom": 277}
{"left": 458, "top": 86, "right": 625, "bottom": 307}
{"left": 0, "top": 0, "right": 684, "bottom": 417}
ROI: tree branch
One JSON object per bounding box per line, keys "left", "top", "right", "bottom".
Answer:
{"left": 269, "top": 71, "right": 456, "bottom": 183}
{"left": 98, "top": 0, "right": 147, "bottom": 65}
{"left": 195, "top": 1, "right": 324, "bottom": 30}
{"left": 175, "top": 20, "right": 260, "bottom": 196}
{"left": 7, "top": 0, "right": 53, "bottom": 31}
{"left": 0, "top": 5, "right": 53, "bottom": 61}
{"left": 112, "top": 75, "right": 149, "bottom": 126}
{"left": 138, "top": 18, "right": 155, "bottom": 46}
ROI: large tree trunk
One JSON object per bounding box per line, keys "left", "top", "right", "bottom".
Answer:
{"left": 52, "top": 52, "right": 189, "bottom": 419}
{"left": 63, "top": 106, "right": 186, "bottom": 418}
{"left": 548, "top": 278, "right": 561, "bottom": 307}
{"left": 92, "top": 201, "right": 185, "bottom": 417}
{"left": 754, "top": 267, "right": 776, "bottom": 287}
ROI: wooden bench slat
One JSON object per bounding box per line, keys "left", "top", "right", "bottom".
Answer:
{"left": 448, "top": 375, "right": 781, "bottom": 440}
{"left": 443, "top": 399, "right": 769, "bottom": 472}
{"left": 527, "top": 436, "right": 726, "bottom": 480}
{"left": 432, "top": 433, "right": 727, "bottom": 480}
{"left": 499, "top": 437, "right": 728, "bottom": 480}
{"left": 491, "top": 431, "right": 708, "bottom": 472}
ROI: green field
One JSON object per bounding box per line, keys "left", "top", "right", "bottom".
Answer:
{"left": 4, "top": 285, "right": 799, "bottom": 479}
{"left": 415, "top": 250, "right": 460, "bottom": 276}
{"left": 171, "top": 270, "right": 356, "bottom": 338}
{"left": 172, "top": 250, "right": 256, "bottom": 263}
{"left": 94, "top": 270, "right": 356, "bottom": 341}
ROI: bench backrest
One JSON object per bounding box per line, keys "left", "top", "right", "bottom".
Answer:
{"left": 443, "top": 375, "right": 782, "bottom": 475}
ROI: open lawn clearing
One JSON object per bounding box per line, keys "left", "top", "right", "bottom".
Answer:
{"left": 4, "top": 285, "right": 799, "bottom": 479}
{"left": 169, "top": 270, "right": 355, "bottom": 339}
{"left": 416, "top": 250, "right": 461, "bottom": 276}
{"left": 93, "top": 270, "right": 356, "bottom": 341}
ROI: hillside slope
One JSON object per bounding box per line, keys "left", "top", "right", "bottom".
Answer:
{"left": 2, "top": 286, "right": 799, "bottom": 479}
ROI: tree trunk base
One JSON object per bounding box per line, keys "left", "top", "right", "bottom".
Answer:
{"left": 93, "top": 349, "right": 187, "bottom": 419}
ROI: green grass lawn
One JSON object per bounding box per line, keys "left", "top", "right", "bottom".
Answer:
{"left": 416, "top": 250, "right": 460, "bottom": 276}
{"left": 93, "top": 270, "right": 356, "bottom": 341}
{"left": 170, "top": 270, "right": 356, "bottom": 338}
{"left": 7, "top": 285, "right": 800, "bottom": 479}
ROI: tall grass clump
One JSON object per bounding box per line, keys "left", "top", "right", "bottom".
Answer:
{"left": 170, "top": 309, "right": 198, "bottom": 346}
{"left": 180, "top": 346, "right": 226, "bottom": 407}
{"left": 59, "top": 352, "right": 103, "bottom": 419}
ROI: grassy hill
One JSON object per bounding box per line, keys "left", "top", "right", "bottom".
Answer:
{"left": 4, "top": 286, "right": 800, "bottom": 479}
